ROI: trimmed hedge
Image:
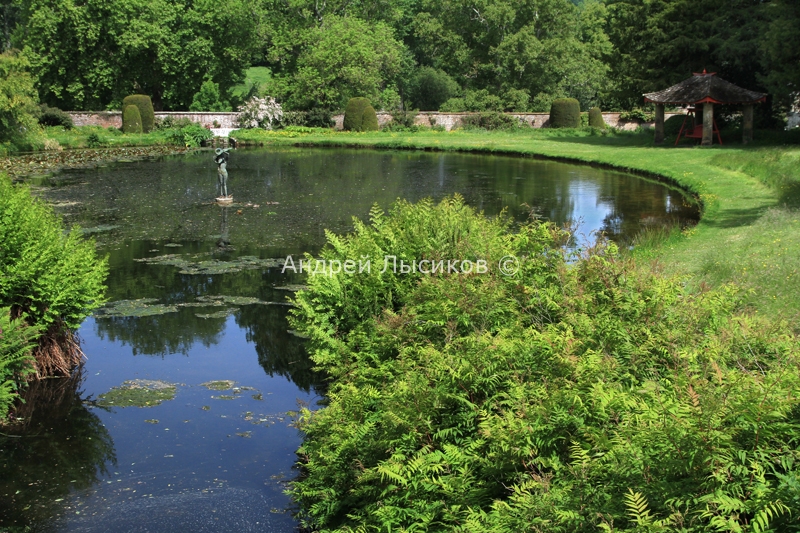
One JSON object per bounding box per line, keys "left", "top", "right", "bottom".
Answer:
{"left": 343, "top": 97, "right": 371, "bottom": 131}
{"left": 588, "top": 107, "right": 606, "bottom": 128}
{"left": 122, "top": 105, "right": 142, "bottom": 134}
{"left": 549, "top": 98, "right": 581, "bottom": 128}
{"left": 122, "top": 94, "right": 155, "bottom": 132}
{"left": 361, "top": 105, "right": 379, "bottom": 131}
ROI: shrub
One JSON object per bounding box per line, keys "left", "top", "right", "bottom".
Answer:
{"left": 167, "top": 123, "right": 213, "bottom": 147}
{"left": 502, "top": 88, "right": 530, "bottom": 112}
{"left": 588, "top": 106, "right": 606, "bottom": 128}
{"left": 361, "top": 104, "right": 379, "bottom": 131}
{"left": 440, "top": 89, "right": 504, "bottom": 112}
{"left": 280, "top": 108, "right": 334, "bottom": 129}
{"left": 289, "top": 196, "right": 800, "bottom": 533}
{"left": 155, "top": 115, "right": 193, "bottom": 131}
{"left": 37, "top": 105, "right": 73, "bottom": 129}
{"left": 549, "top": 97, "right": 581, "bottom": 128}
{"left": 189, "top": 80, "right": 231, "bottom": 112}
{"left": 619, "top": 108, "right": 655, "bottom": 122}
{"left": 122, "top": 94, "right": 155, "bottom": 132}
{"left": 0, "top": 177, "right": 107, "bottom": 378}
{"left": 122, "top": 105, "right": 142, "bottom": 134}
{"left": 86, "top": 133, "right": 103, "bottom": 148}
{"left": 305, "top": 108, "right": 334, "bottom": 128}
{"left": 409, "top": 67, "right": 459, "bottom": 111}
{"left": 343, "top": 97, "right": 371, "bottom": 131}
{"left": 460, "top": 111, "right": 519, "bottom": 130}
{"left": 236, "top": 96, "right": 283, "bottom": 129}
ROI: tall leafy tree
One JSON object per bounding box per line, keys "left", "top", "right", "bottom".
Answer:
{"left": 14, "top": 0, "right": 260, "bottom": 110}
{"left": 285, "top": 16, "right": 406, "bottom": 110}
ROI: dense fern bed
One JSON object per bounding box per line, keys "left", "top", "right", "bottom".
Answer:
{"left": 287, "top": 196, "right": 800, "bottom": 532}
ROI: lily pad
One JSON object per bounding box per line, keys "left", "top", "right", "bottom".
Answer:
{"left": 96, "top": 380, "right": 177, "bottom": 408}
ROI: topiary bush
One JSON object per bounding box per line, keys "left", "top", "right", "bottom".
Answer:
{"left": 122, "top": 94, "right": 155, "bottom": 132}
{"left": 122, "top": 105, "right": 142, "bottom": 134}
{"left": 37, "top": 105, "right": 73, "bottom": 129}
{"left": 588, "top": 107, "right": 606, "bottom": 128}
{"left": 361, "top": 104, "right": 379, "bottom": 131}
{"left": 549, "top": 98, "right": 581, "bottom": 128}
{"left": 343, "top": 97, "right": 371, "bottom": 131}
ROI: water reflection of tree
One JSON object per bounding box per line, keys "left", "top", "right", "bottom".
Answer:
{"left": 95, "top": 309, "right": 226, "bottom": 356}
{"left": 236, "top": 304, "right": 325, "bottom": 395}
{"left": 0, "top": 373, "right": 116, "bottom": 529}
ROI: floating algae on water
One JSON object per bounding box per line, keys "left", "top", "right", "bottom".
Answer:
{"left": 95, "top": 295, "right": 283, "bottom": 319}
{"left": 135, "top": 254, "right": 284, "bottom": 275}
{"left": 201, "top": 380, "right": 236, "bottom": 391}
{"left": 195, "top": 309, "right": 232, "bottom": 319}
{"left": 94, "top": 299, "right": 179, "bottom": 318}
{"left": 195, "top": 295, "right": 267, "bottom": 306}
{"left": 97, "top": 380, "right": 177, "bottom": 408}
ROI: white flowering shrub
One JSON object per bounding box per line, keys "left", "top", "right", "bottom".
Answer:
{"left": 235, "top": 96, "right": 283, "bottom": 129}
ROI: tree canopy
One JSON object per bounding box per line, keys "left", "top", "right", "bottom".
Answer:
{"left": 3, "top": 0, "right": 798, "bottom": 115}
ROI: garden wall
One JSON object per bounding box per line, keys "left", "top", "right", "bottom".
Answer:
{"left": 70, "top": 111, "right": 681, "bottom": 132}
{"left": 68, "top": 111, "right": 238, "bottom": 129}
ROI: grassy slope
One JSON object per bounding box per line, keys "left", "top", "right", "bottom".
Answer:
{"left": 233, "top": 128, "right": 800, "bottom": 322}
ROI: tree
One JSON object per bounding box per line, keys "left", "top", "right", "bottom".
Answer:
{"left": 408, "top": 66, "right": 459, "bottom": 111}
{"left": 189, "top": 80, "right": 231, "bottom": 112}
{"left": 0, "top": 50, "right": 38, "bottom": 149}
{"left": 286, "top": 16, "right": 405, "bottom": 111}
{"left": 14, "top": 0, "right": 260, "bottom": 110}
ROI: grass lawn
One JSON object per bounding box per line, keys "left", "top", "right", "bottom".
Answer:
{"left": 233, "top": 126, "right": 800, "bottom": 324}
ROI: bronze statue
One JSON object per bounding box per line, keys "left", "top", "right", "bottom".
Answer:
{"left": 214, "top": 148, "right": 232, "bottom": 201}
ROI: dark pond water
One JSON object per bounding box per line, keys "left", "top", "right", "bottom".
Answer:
{"left": 0, "top": 147, "right": 698, "bottom": 532}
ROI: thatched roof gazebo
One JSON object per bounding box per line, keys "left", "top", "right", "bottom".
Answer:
{"left": 644, "top": 71, "right": 767, "bottom": 145}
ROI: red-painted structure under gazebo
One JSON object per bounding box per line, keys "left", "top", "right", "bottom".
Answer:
{"left": 643, "top": 71, "right": 767, "bottom": 146}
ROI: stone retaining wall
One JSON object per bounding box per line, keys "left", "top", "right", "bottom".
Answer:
{"left": 68, "top": 111, "right": 238, "bottom": 129}
{"left": 70, "top": 111, "right": 682, "bottom": 132}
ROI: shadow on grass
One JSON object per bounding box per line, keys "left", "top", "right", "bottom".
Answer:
{"left": 701, "top": 206, "right": 772, "bottom": 228}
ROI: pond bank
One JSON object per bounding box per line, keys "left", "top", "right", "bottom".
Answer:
{"left": 232, "top": 128, "right": 800, "bottom": 323}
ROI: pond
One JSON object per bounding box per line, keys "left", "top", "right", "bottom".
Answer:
{"left": 0, "top": 147, "right": 698, "bottom": 532}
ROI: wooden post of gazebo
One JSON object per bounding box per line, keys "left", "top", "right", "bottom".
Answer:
{"left": 644, "top": 71, "right": 766, "bottom": 146}
{"left": 702, "top": 103, "right": 714, "bottom": 146}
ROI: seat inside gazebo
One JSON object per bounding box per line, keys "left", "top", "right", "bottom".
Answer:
{"left": 644, "top": 71, "right": 767, "bottom": 146}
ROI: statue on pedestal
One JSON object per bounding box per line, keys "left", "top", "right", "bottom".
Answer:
{"left": 214, "top": 148, "right": 232, "bottom": 203}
